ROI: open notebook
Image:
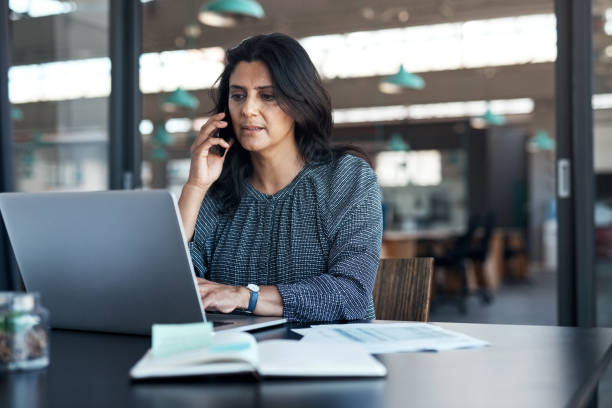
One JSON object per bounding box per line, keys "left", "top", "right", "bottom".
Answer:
{"left": 130, "top": 331, "right": 387, "bottom": 379}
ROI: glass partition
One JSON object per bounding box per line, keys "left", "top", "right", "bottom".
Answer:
{"left": 594, "top": 1, "right": 612, "bottom": 334}
{"left": 9, "top": 0, "right": 109, "bottom": 191}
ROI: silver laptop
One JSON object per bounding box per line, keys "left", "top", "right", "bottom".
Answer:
{"left": 0, "top": 190, "right": 286, "bottom": 335}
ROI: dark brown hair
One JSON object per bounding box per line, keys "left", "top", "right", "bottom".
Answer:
{"left": 209, "top": 33, "right": 365, "bottom": 213}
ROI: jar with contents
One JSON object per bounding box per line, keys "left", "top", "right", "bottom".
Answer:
{"left": 0, "top": 292, "right": 49, "bottom": 371}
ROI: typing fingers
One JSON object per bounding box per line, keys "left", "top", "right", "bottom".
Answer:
{"left": 197, "top": 281, "right": 237, "bottom": 313}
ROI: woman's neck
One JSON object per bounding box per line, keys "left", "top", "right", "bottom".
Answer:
{"left": 250, "top": 146, "right": 304, "bottom": 196}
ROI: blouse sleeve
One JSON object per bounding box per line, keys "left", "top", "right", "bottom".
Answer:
{"left": 188, "top": 195, "right": 221, "bottom": 278}
{"left": 276, "top": 181, "right": 383, "bottom": 322}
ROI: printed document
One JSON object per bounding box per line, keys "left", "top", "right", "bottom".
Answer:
{"left": 293, "top": 323, "right": 489, "bottom": 354}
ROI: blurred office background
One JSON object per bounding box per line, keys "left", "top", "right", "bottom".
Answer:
{"left": 1, "top": 0, "right": 612, "bottom": 330}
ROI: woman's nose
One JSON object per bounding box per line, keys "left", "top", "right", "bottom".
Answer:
{"left": 241, "top": 96, "right": 259, "bottom": 117}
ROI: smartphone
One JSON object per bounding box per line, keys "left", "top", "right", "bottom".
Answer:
{"left": 211, "top": 111, "right": 232, "bottom": 156}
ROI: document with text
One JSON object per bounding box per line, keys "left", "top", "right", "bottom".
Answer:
{"left": 293, "top": 323, "right": 490, "bottom": 354}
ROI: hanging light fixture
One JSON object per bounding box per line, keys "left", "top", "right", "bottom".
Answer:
{"left": 151, "top": 124, "right": 173, "bottom": 161}
{"left": 480, "top": 107, "right": 506, "bottom": 126}
{"left": 153, "top": 124, "right": 173, "bottom": 146}
{"left": 198, "top": 0, "right": 264, "bottom": 27}
{"left": 388, "top": 133, "right": 410, "bottom": 151}
{"left": 160, "top": 88, "right": 199, "bottom": 113}
{"left": 11, "top": 106, "right": 24, "bottom": 121}
{"left": 527, "top": 129, "right": 555, "bottom": 152}
{"left": 379, "top": 65, "right": 425, "bottom": 94}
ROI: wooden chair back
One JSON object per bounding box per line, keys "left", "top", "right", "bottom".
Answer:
{"left": 373, "top": 257, "right": 434, "bottom": 322}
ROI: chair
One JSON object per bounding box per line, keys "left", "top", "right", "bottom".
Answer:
{"left": 468, "top": 212, "right": 496, "bottom": 304}
{"left": 503, "top": 229, "right": 529, "bottom": 280}
{"left": 373, "top": 257, "right": 434, "bottom": 322}
{"left": 433, "top": 215, "right": 479, "bottom": 313}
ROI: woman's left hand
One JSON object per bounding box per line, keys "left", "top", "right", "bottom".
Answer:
{"left": 196, "top": 278, "right": 248, "bottom": 313}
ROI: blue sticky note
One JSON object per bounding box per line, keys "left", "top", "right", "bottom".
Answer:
{"left": 151, "top": 322, "right": 213, "bottom": 358}
{"left": 208, "top": 342, "right": 252, "bottom": 353}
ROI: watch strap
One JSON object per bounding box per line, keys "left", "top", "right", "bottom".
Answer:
{"left": 247, "top": 287, "right": 259, "bottom": 313}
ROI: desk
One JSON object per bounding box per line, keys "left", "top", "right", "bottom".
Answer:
{"left": 382, "top": 229, "right": 461, "bottom": 259}
{"left": 1, "top": 322, "right": 612, "bottom": 408}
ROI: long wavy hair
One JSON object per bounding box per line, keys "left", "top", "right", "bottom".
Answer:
{"left": 209, "top": 33, "right": 364, "bottom": 213}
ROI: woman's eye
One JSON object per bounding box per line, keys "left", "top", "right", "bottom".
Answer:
{"left": 230, "top": 94, "right": 245, "bottom": 101}
{"left": 261, "top": 94, "right": 275, "bottom": 101}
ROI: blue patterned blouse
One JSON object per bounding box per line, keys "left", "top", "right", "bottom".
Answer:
{"left": 188, "top": 154, "right": 383, "bottom": 322}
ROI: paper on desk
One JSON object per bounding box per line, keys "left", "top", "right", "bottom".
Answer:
{"left": 151, "top": 322, "right": 213, "bottom": 358}
{"left": 293, "top": 323, "right": 489, "bottom": 354}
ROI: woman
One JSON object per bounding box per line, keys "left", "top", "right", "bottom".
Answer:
{"left": 178, "top": 33, "right": 382, "bottom": 322}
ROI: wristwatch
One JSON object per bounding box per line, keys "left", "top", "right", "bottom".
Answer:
{"left": 246, "top": 284, "right": 260, "bottom": 313}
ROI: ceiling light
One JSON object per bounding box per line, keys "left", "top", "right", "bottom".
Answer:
{"left": 153, "top": 125, "right": 172, "bottom": 146}
{"left": 398, "top": 10, "right": 410, "bottom": 23}
{"left": 139, "top": 120, "right": 154, "bottom": 135}
{"left": 379, "top": 65, "right": 425, "bottom": 94}
{"left": 388, "top": 133, "right": 410, "bottom": 151}
{"left": 198, "top": 0, "right": 264, "bottom": 28}
{"left": 11, "top": 106, "right": 24, "bottom": 121}
{"left": 160, "top": 88, "right": 199, "bottom": 112}
{"left": 480, "top": 107, "right": 506, "bottom": 126}
{"left": 333, "top": 98, "right": 533, "bottom": 124}
{"left": 605, "top": 9, "right": 612, "bottom": 35}
{"left": 528, "top": 129, "right": 555, "bottom": 152}
{"left": 184, "top": 24, "right": 202, "bottom": 39}
{"left": 165, "top": 118, "right": 193, "bottom": 133}
{"left": 361, "top": 7, "right": 375, "bottom": 20}
{"left": 9, "top": 0, "right": 77, "bottom": 18}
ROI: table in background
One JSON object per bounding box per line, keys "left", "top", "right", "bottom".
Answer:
{"left": 381, "top": 229, "right": 462, "bottom": 259}
{"left": 382, "top": 228, "right": 528, "bottom": 292}
{"left": 2, "top": 322, "right": 612, "bottom": 408}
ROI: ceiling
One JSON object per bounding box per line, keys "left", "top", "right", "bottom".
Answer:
{"left": 9, "top": 0, "right": 562, "bottom": 133}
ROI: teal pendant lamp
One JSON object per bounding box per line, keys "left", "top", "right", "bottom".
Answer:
{"left": 151, "top": 146, "right": 169, "bottom": 161}
{"left": 161, "top": 88, "right": 199, "bottom": 113}
{"left": 153, "top": 125, "right": 172, "bottom": 146}
{"left": 11, "top": 106, "right": 24, "bottom": 121}
{"left": 151, "top": 125, "right": 172, "bottom": 161}
{"left": 199, "top": 0, "right": 264, "bottom": 27}
{"left": 379, "top": 65, "right": 425, "bottom": 94}
{"left": 388, "top": 133, "right": 410, "bottom": 151}
{"left": 528, "top": 129, "right": 555, "bottom": 151}
{"left": 480, "top": 107, "right": 506, "bottom": 126}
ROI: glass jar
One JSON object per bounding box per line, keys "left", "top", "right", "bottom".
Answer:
{"left": 0, "top": 292, "right": 49, "bottom": 371}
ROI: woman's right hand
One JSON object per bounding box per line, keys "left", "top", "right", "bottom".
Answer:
{"left": 186, "top": 112, "right": 234, "bottom": 190}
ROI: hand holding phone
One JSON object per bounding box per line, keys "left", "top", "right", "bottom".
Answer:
{"left": 186, "top": 112, "right": 232, "bottom": 189}
{"left": 211, "top": 127, "right": 231, "bottom": 156}
{"left": 210, "top": 110, "right": 232, "bottom": 156}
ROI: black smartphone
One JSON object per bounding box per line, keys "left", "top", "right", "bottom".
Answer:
{"left": 211, "top": 111, "right": 232, "bottom": 156}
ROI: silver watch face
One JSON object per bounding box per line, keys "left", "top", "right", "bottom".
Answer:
{"left": 247, "top": 283, "right": 260, "bottom": 293}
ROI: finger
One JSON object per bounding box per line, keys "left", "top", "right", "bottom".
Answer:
{"left": 197, "top": 113, "right": 225, "bottom": 137}
{"left": 197, "top": 282, "right": 214, "bottom": 291}
{"left": 197, "top": 286, "right": 208, "bottom": 299}
{"left": 193, "top": 119, "right": 228, "bottom": 150}
{"left": 202, "top": 296, "right": 219, "bottom": 312}
{"left": 221, "top": 139, "right": 236, "bottom": 159}
{"left": 196, "top": 277, "right": 210, "bottom": 284}
{"left": 193, "top": 114, "right": 227, "bottom": 145}
{"left": 192, "top": 136, "right": 232, "bottom": 158}
{"left": 192, "top": 122, "right": 229, "bottom": 154}
{"left": 202, "top": 297, "right": 213, "bottom": 310}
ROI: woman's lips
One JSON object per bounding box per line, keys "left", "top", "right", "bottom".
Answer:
{"left": 241, "top": 126, "right": 264, "bottom": 134}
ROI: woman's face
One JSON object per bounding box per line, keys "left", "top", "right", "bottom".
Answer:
{"left": 228, "top": 61, "right": 296, "bottom": 156}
